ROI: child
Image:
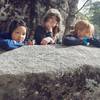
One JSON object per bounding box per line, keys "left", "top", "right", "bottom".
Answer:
{"left": 62, "top": 20, "right": 100, "bottom": 47}
{"left": 0, "top": 19, "right": 27, "bottom": 50}
{"left": 33, "top": 9, "right": 63, "bottom": 45}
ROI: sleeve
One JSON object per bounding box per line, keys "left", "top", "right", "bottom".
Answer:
{"left": 34, "top": 26, "right": 45, "bottom": 45}
{"left": 0, "top": 39, "right": 24, "bottom": 50}
{"left": 62, "top": 35, "right": 82, "bottom": 46}
{"left": 0, "top": 32, "right": 11, "bottom": 39}
{"left": 34, "top": 26, "right": 53, "bottom": 45}
{"left": 89, "top": 38, "right": 100, "bottom": 48}
{"left": 34, "top": 27, "right": 42, "bottom": 45}
{"left": 45, "top": 32, "right": 52, "bottom": 37}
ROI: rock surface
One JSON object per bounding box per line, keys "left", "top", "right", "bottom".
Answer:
{"left": 0, "top": 45, "right": 100, "bottom": 74}
{"left": 0, "top": 45, "right": 100, "bottom": 100}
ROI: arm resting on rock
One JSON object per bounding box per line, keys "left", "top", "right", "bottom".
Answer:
{"left": 0, "top": 39, "right": 24, "bottom": 50}
{"left": 62, "top": 35, "right": 82, "bottom": 46}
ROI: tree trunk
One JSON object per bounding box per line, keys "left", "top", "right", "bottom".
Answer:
{"left": 64, "top": 0, "right": 79, "bottom": 35}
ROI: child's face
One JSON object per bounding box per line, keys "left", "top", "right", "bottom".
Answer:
{"left": 77, "top": 29, "right": 91, "bottom": 38}
{"left": 45, "top": 18, "right": 58, "bottom": 29}
{"left": 12, "top": 26, "right": 27, "bottom": 42}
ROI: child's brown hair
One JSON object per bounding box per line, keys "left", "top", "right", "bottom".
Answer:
{"left": 43, "top": 13, "right": 60, "bottom": 37}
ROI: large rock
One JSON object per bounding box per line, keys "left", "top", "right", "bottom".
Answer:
{"left": 0, "top": 45, "right": 100, "bottom": 100}
{"left": 0, "top": 45, "right": 100, "bottom": 74}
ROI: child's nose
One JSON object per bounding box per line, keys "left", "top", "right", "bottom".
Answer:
{"left": 19, "top": 35, "right": 23, "bottom": 38}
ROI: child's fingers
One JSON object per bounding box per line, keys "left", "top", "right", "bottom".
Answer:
{"left": 27, "top": 40, "right": 35, "bottom": 45}
{"left": 41, "top": 37, "right": 55, "bottom": 45}
{"left": 28, "top": 41, "right": 33, "bottom": 45}
{"left": 41, "top": 40, "right": 48, "bottom": 45}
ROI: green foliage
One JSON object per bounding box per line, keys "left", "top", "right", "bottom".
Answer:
{"left": 89, "top": 1, "right": 100, "bottom": 26}
{"left": 89, "top": 1, "right": 100, "bottom": 34}
{"left": 76, "top": 12, "right": 89, "bottom": 20}
{"left": 78, "top": 1, "right": 100, "bottom": 34}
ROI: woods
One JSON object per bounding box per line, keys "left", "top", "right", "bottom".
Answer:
{"left": 77, "top": 0, "right": 100, "bottom": 38}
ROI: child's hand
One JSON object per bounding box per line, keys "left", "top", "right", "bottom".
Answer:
{"left": 41, "top": 37, "right": 55, "bottom": 45}
{"left": 41, "top": 39, "right": 48, "bottom": 45}
{"left": 47, "top": 27, "right": 53, "bottom": 33}
{"left": 27, "top": 40, "right": 35, "bottom": 45}
{"left": 46, "top": 23, "right": 53, "bottom": 32}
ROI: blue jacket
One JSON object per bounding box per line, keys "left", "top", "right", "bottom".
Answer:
{"left": 62, "top": 33, "right": 100, "bottom": 48}
{"left": 0, "top": 32, "right": 24, "bottom": 50}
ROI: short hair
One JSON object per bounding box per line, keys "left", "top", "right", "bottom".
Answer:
{"left": 8, "top": 19, "right": 27, "bottom": 34}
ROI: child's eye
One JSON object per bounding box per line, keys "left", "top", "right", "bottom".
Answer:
{"left": 22, "top": 33, "right": 26, "bottom": 35}
{"left": 16, "top": 32, "right": 20, "bottom": 34}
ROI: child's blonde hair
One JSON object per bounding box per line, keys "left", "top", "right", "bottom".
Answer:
{"left": 74, "top": 20, "right": 93, "bottom": 37}
{"left": 90, "top": 24, "right": 95, "bottom": 35}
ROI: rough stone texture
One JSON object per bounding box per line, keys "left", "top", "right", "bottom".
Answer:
{"left": 0, "top": 45, "right": 100, "bottom": 74}
{"left": 0, "top": 45, "right": 100, "bottom": 100}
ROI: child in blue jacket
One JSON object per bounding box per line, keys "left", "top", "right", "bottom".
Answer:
{"left": 0, "top": 19, "right": 27, "bottom": 50}
{"left": 62, "top": 20, "right": 100, "bottom": 47}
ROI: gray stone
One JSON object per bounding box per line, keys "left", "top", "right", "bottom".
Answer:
{"left": 0, "top": 45, "right": 100, "bottom": 75}
{"left": 0, "top": 45, "right": 100, "bottom": 100}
